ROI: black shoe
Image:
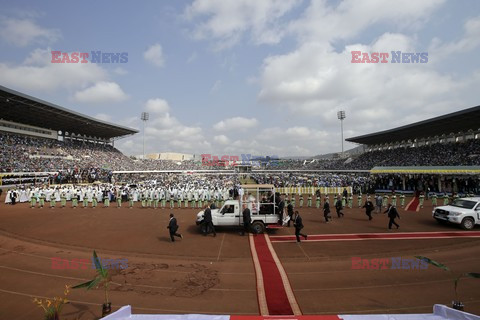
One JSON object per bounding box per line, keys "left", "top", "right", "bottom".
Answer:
{"left": 213, "top": 234, "right": 216, "bottom": 237}
{"left": 304, "top": 235, "right": 308, "bottom": 240}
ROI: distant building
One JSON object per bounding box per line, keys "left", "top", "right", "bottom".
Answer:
{"left": 144, "top": 153, "right": 194, "bottom": 161}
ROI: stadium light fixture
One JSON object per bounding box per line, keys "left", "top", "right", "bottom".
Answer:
{"left": 141, "top": 112, "right": 149, "bottom": 159}
{"left": 337, "top": 110, "right": 346, "bottom": 158}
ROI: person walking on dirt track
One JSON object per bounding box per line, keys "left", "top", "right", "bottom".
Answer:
{"left": 323, "top": 198, "right": 331, "bottom": 223}
{"left": 203, "top": 204, "right": 216, "bottom": 237}
{"left": 293, "top": 211, "right": 307, "bottom": 243}
{"left": 335, "top": 196, "right": 344, "bottom": 218}
{"left": 363, "top": 199, "right": 374, "bottom": 221}
{"left": 376, "top": 195, "right": 383, "bottom": 213}
{"left": 384, "top": 204, "right": 400, "bottom": 230}
{"left": 167, "top": 213, "right": 183, "bottom": 242}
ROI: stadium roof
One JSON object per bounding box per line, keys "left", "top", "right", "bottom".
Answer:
{"left": 0, "top": 85, "right": 138, "bottom": 139}
{"left": 346, "top": 105, "right": 480, "bottom": 145}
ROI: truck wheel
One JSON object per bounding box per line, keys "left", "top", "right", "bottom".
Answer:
{"left": 251, "top": 221, "right": 265, "bottom": 234}
{"left": 461, "top": 217, "right": 475, "bottom": 230}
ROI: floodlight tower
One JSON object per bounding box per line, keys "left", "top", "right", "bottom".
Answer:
{"left": 141, "top": 112, "right": 149, "bottom": 159}
{"left": 337, "top": 110, "right": 346, "bottom": 158}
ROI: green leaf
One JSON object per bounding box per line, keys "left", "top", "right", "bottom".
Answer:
{"left": 87, "top": 276, "right": 102, "bottom": 290}
{"left": 72, "top": 279, "right": 96, "bottom": 289}
{"left": 465, "top": 272, "right": 480, "bottom": 278}
{"left": 92, "top": 250, "right": 108, "bottom": 279}
{"left": 414, "top": 256, "right": 450, "bottom": 271}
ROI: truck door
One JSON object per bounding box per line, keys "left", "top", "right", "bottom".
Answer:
{"left": 217, "top": 204, "right": 239, "bottom": 226}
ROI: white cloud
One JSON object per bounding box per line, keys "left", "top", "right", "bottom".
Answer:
{"left": 0, "top": 17, "right": 61, "bottom": 47}
{"left": 213, "top": 116, "right": 258, "bottom": 131}
{"left": 113, "top": 67, "right": 128, "bottom": 75}
{"left": 214, "top": 134, "right": 230, "bottom": 144}
{"left": 288, "top": 0, "right": 445, "bottom": 42}
{"left": 429, "top": 15, "right": 480, "bottom": 62}
{"left": 256, "top": 30, "right": 473, "bottom": 144}
{"left": 116, "top": 99, "right": 210, "bottom": 155}
{"left": 0, "top": 48, "right": 107, "bottom": 92}
{"left": 144, "top": 43, "right": 165, "bottom": 67}
{"left": 184, "top": 0, "right": 301, "bottom": 49}
{"left": 145, "top": 98, "right": 170, "bottom": 114}
{"left": 210, "top": 80, "right": 222, "bottom": 93}
{"left": 73, "top": 81, "right": 128, "bottom": 104}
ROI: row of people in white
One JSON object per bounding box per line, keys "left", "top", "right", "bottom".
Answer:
{"left": 5, "top": 183, "right": 241, "bottom": 205}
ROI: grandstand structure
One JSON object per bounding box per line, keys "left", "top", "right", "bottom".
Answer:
{"left": 0, "top": 85, "right": 138, "bottom": 144}
{"left": 347, "top": 105, "right": 480, "bottom": 151}
{"left": 345, "top": 106, "right": 480, "bottom": 194}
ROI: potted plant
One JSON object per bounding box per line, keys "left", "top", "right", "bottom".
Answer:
{"left": 415, "top": 256, "right": 480, "bottom": 311}
{"left": 72, "top": 250, "right": 112, "bottom": 317}
{"left": 32, "top": 285, "right": 70, "bottom": 320}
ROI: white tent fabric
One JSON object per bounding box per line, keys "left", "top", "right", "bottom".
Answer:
{"left": 101, "top": 305, "right": 480, "bottom": 320}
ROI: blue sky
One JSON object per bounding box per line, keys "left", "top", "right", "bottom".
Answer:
{"left": 1, "top": 0, "right": 479, "bottom": 157}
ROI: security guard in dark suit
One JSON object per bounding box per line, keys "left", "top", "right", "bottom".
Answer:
{"left": 323, "top": 198, "right": 331, "bottom": 223}
{"left": 203, "top": 204, "right": 216, "bottom": 237}
{"left": 335, "top": 196, "right": 344, "bottom": 218}
{"left": 363, "top": 200, "right": 374, "bottom": 221}
{"left": 293, "top": 211, "right": 307, "bottom": 243}
{"left": 167, "top": 213, "right": 183, "bottom": 242}
{"left": 241, "top": 204, "right": 251, "bottom": 236}
{"left": 384, "top": 204, "right": 400, "bottom": 229}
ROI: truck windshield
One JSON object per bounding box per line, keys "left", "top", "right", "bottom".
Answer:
{"left": 451, "top": 199, "right": 477, "bottom": 209}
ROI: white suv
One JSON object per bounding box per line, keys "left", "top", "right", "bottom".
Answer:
{"left": 433, "top": 197, "right": 480, "bottom": 230}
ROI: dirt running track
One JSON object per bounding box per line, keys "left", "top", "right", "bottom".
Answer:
{"left": 0, "top": 196, "right": 479, "bottom": 319}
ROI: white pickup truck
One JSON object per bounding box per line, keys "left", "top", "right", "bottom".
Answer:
{"left": 195, "top": 184, "right": 281, "bottom": 233}
{"left": 432, "top": 197, "right": 480, "bottom": 230}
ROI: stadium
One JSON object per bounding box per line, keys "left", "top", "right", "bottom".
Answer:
{"left": 1, "top": 81, "right": 480, "bottom": 320}
{"left": 2, "top": 2, "right": 480, "bottom": 320}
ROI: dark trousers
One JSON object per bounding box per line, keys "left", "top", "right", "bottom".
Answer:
{"left": 366, "top": 210, "right": 373, "bottom": 220}
{"left": 241, "top": 221, "right": 251, "bottom": 235}
{"left": 324, "top": 212, "right": 330, "bottom": 222}
{"left": 204, "top": 221, "right": 216, "bottom": 236}
{"left": 295, "top": 227, "right": 307, "bottom": 242}
{"left": 170, "top": 232, "right": 182, "bottom": 241}
{"left": 388, "top": 218, "right": 399, "bottom": 229}
{"left": 336, "top": 208, "right": 344, "bottom": 217}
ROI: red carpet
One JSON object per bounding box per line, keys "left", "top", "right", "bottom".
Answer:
{"left": 269, "top": 231, "right": 480, "bottom": 243}
{"left": 405, "top": 197, "right": 420, "bottom": 211}
{"left": 249, "top": 234, "right": 301, "bottom": 316}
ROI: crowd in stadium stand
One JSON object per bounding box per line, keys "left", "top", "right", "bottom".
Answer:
{"left": 1, "top": 132, "right": 480, "bottom": 194}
